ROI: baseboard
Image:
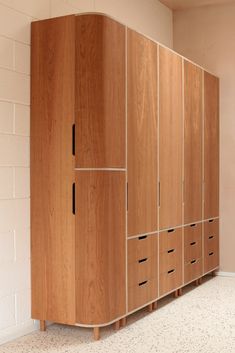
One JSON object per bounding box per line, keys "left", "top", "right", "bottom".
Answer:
{"left": 216, "top": 271, "right": 235, "bottom": 278}
{"left": 0, "top": 320, "right": 38, "bottom": 346}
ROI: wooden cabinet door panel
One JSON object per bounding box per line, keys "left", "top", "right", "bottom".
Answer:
{"left": 159, "top": 46, "right": 183, "bottom": 230}
{"left": 75, "top": 171, "right": 126, "bottom": 325}
{"left": 204, "top": 72, "right": 219, "bottom": 219}
{"left": 127, "top": 29, "right": 158, "bottom": 237}
{"left": 75, "top": 15, "right": 126, "bottom": 168}
{"left": 31, "top": 16, "right": 76, "bottom": 325}
{"left": 184, "top": 61, "right": 203, "bottom": 223}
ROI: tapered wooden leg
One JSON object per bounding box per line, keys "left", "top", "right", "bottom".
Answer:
{"left": 152, "top": 301, "right": 158, "bottom": 310}
{"left": 174, "top": 290, "right": 179, "bottom": 298}
{"left": 148, "top": 303, "right": 153, "bottom": 312}
{"left": 198, "top": 277, "right": 202, "bottom": 285}
{"left": 178, "top": 288, "right": 182, "bottom": 296}
{"left": 120, "top": 317, "right": 127, "bottom": 327}
{"left": 40, "top": 320, "right": 46, "bottom": 332}
{"left": 114, "top": 320, "right": 120, "bottom": 330}
{"left": 94, "top": 327, "right": 100, "bottom": 341}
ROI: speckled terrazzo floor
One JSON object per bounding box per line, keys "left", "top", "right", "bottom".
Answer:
{"left": 1, "top": 276, "right": 235, "bottom": 353}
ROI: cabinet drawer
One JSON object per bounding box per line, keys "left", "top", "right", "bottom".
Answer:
{"left": 184, "top": 258, "right": 202, "bottom": 284}
{"left": 128, "top": 234, "right": 158, "bottom": 264}
{"left": 184, "top": 223, "right": 202, "bottom": 247}
{"left": 204, "top": 251, "right": 219, "bottom": 273}
{"left": 128, "top": 278, "right": 158, "bottom": 312}
{"left": 128, "top": 257, "right": 157, "bottom": 287}
{"left": 159, "top": 228, "right": 182, "bottom": 253}
{"left": 184, "top": 242, "right": 202, "bottom": 264}
{"left": 159, "top": 267, "right": 182, "bottom": 297}
{"left": 159, "top": 247, "right": 182, "bottom": 274}
{"left": 204, "top": 219, "right": 219, "bottom": 238}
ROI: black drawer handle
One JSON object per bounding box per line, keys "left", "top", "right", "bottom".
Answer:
{"left": 190, "top": 241, "right": 196, "bottom": 246}
{"left": 209, "top": 252, "right": 214, "bottom": 256}
{"left": 139, "top": 236, "right": 147, "bottom": 240}
{"left": 191, "top": 259, "right": 197, "bottom": 264}
{"left": 190, "top": 223, "right": 197, "bottom": 227}
{"left": 72, "top": 183, "right": 75, "bottom": 215}
{"left": 139, "top": 258, "right": 148, "bottom": 263}
{"left": 168, "top": 229, "right": 175, "bottom": 233}
{"left": 72, "top": 124, "right": 75, "bottom": 156}
{"left": 168, "top": 248, "right": 175, "bottom": 254}
{"left": 209, "top": 235, "right": 214, "bottom": 239}
{"left": 168, "top": 269, "right": 175, "bottom": 274}
{"left": 209, "top": 219, "right": 214, "bottom": 223}
{"left": 139, "top": 280, "right": 148, "bottom": 287}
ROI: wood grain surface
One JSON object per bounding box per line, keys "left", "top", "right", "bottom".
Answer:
{"left": 31, "top": 15, "right": 76, "bottom": 324}
{"left": 127, "top": 29, "right": 158, "bottom": 236}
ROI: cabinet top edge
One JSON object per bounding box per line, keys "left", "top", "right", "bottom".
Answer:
{"left": 31, "top": 11, "right": 219, "bottom": 79}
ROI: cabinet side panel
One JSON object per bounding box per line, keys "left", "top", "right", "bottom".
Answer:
{"left": 159, "top": 46, "right": 183, "bottom": 230}
{"left": 75, "top": 15, "right": 126, "bottom": 168}
{"left": 184, "top": 61, "right": 203, "bottom": 224}
{"left": 76, "top": 171, "right": 126, "bottom": 325}
{"left": 127, "top": 29, "right": 158, "bottom": 237}
{"left": 204, "top": 72, "right": 219, "bottom": 219}
{"left": 31, "top": 16, "right": 76, "bottom": 324}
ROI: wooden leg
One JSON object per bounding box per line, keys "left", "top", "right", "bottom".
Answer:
{"left": 174, "top": 290, "right": 179, "bottom": 298}
{"left": 212, "top": 271, "right": 216, "bottom": 277}
{"left": 114, "top": 320, "right": 120, "bottom": 330}
{"left": 148, "top": 303, "right": 153, "bottom": 312}
{"left": 152, "top": 301, "right": 158, "bottom": 310}
{"left": 40, "top": 320, "right": 46, "bottom": 332}
{"left": 120, "top": 317, "right": 127, "bottom": 327}
{"left": 198, "top": 277, "right": 202, "bottom": 285}
{"left": 94, "top": 327, "right": 100, "bottom": 341}
{"left": 178, "top": 288, "right": 182, "bottom": 296}
{"left": 195, "top": 279, "right": 199, "bottom": 286}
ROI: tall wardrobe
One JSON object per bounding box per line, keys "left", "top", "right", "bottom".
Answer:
{"left": 31, "top": 13, "right": 220, "bottom": 340}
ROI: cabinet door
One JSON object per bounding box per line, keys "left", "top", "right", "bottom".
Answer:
{"left": 75, "top": 15, "right": 125, "bottom": 168}
{"left": 159, "top": 46, "right": 183, "bottom": 230}
{"left": 184, "top": 61, "right": 203, "bottom": 224}
{"left": 204, "top": 72, "right": 219, "bottom": 219}
{"left": 75, "top": 171, "right": 126, "bottom": 325}
{"left": 127, "top": 29, "right": 158, "bottom": 237}
{"left": 31, "top": 16, "right": 76, "bottom": 324}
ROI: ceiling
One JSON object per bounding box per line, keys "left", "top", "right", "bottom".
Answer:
{"left": 159, "top": 0, "right": 235, "bottom": 10}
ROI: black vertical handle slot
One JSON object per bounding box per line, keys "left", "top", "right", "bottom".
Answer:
{"left": 72, "top": 124, "right": 75, "bottom": 156}
{"left": 72, "top": 183, "right": 75, "bottom": 215}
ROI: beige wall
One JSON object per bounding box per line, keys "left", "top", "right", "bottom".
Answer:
{"left": 173, "top": 3, "right": 235, "bottom": 273}
{"left": 0, "top": 0, "right": 172, "bottom": 345}
{"left": 50, "top": 0, "right": 173, "bottom": 47}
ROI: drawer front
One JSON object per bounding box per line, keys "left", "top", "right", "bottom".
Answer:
{"left": 204, "top": 251, "right": 219, "bottom": 273}
{"left": 160, "top": 247, "right": 182, "bottom": 274}
{"left": 128, "top": 278, "right": 158, "bottom": 312}
{"left": 128, "top": 234, "right": 158, "bottom": 264}
{"left": 184, "top": 223, "right": 202, "bottom": 248}
{"left": 184, "top": 258, "right": 202, "bottom": 284}
{"left": 204, "top": 219, "right": 219, "bottom": 253}
{"left": 159, "top": 228, "right": 182, "bottom": 253}
{"left": 128, "top": 257, "right": 157, "bottom": 287}
{"left": 204, "top": 218, "right": 219, "bottom": 238}
{"left": 184, "top": 242, "right": 202, "bottom": 264}
{"left": 159, "top": 267, "right": 182, "bottom": 297}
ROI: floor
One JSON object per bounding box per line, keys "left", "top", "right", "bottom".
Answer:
{"left": 0, "top": 276, "right": 235, "bottom": 353}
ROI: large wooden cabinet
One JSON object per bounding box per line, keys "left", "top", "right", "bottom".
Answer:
{"left": 31, "top": 14, "right": 220, "bottom": 340}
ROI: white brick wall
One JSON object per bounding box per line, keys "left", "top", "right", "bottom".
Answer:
{"left": 0, "top": 0, "right": 172, "bottom": 345}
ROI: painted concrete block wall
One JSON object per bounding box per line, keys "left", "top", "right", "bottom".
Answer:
{"left": 0, "top": 0, "right": 172, "bottom": 345}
